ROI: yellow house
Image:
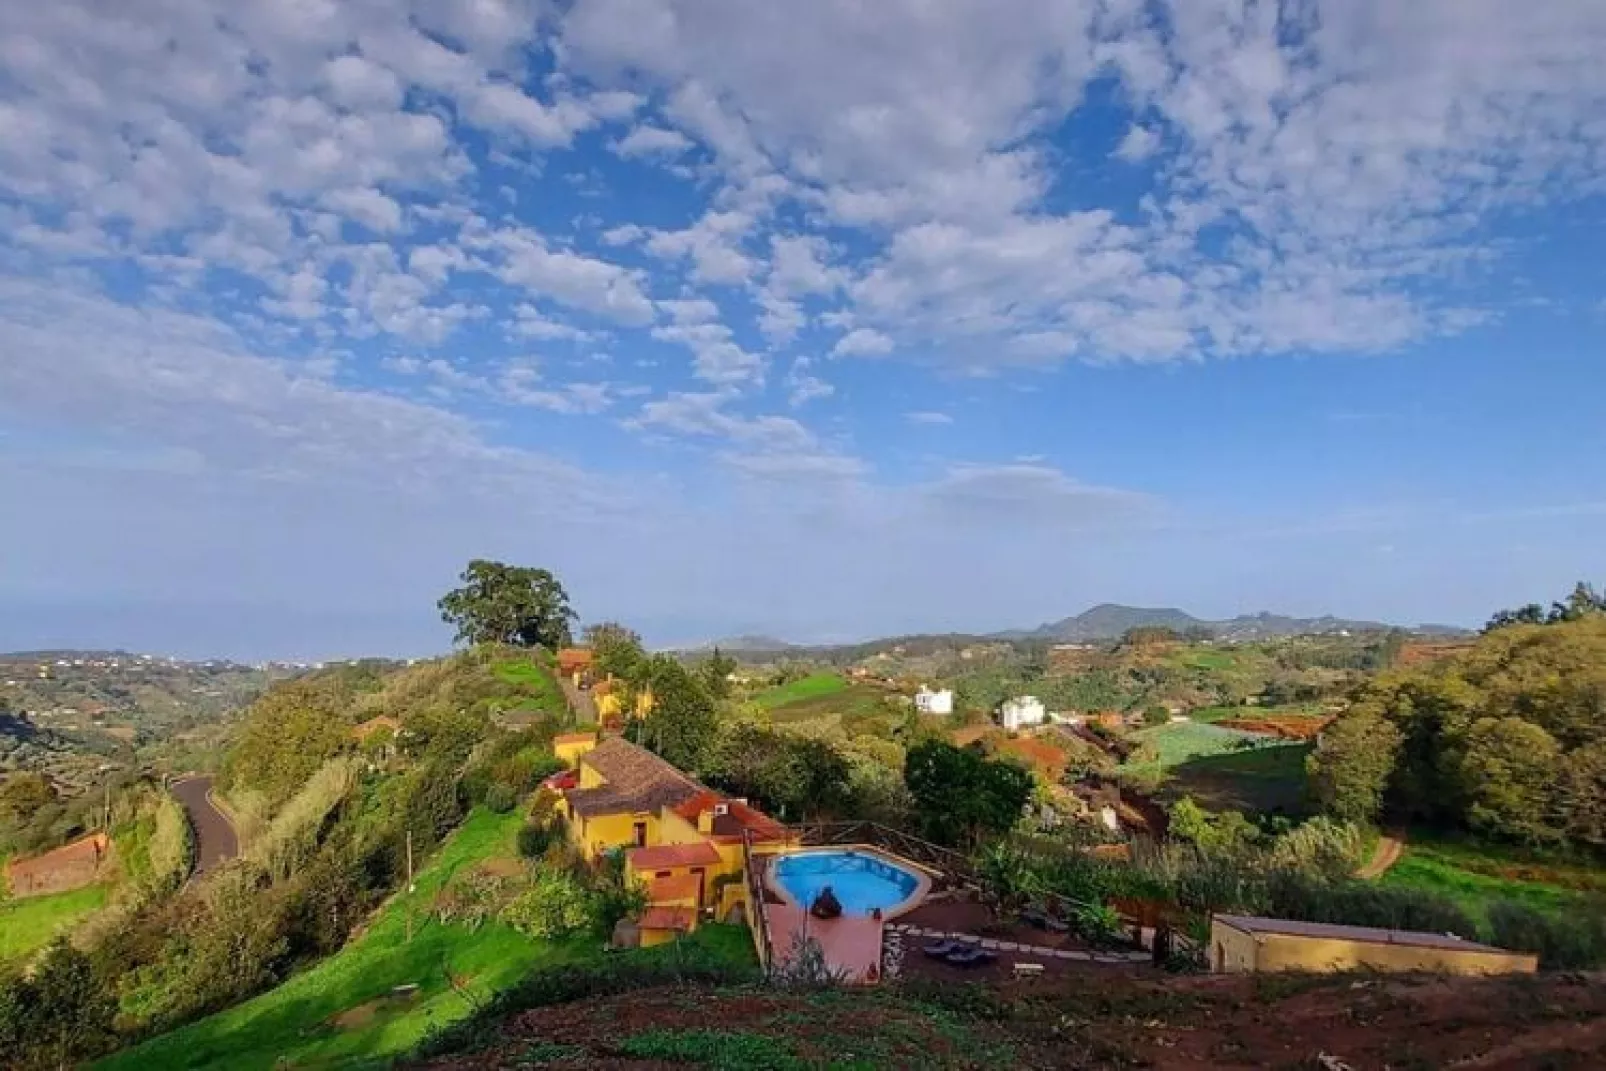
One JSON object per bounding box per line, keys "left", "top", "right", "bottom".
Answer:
{"left": 553, "top": 730, "right": 599, "bottom": 767}
{"left": 1209, "top": 914, "right": 1539, "bottom": 976}
{"left": 550, "top": 735, "right": 795, "bottom": 945}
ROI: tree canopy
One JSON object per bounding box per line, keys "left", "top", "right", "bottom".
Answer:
{"left": 904, "top": 739, "right": 1033, "bottom": 848}
{"left": 438, "top": 560, "right": 575, "bottom": 649}
{"left": 1312, "top": 609, "right": 1606, "bottom": 848}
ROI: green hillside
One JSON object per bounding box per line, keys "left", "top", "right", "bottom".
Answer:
{"left": 101, "top": 807, "right": 756, "bottom": 1071}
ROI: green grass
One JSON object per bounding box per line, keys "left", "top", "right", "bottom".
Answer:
{"left": 101, "top": 806, "right": 754, "bottom": 1071}
{"left": 1161, "top": 743, "right": 1313, "bottom": 814}
{"left": 99, "top": 808, "right": 755, "bottom": 1071}
{"left": 489, "top": 657, "right": 565, "bottom": 715}
{"left": 1119, "top": 721, "right": 1273, "bottom": 771}
{"left": 1377, "top": 834, "right": 1606, "bottom": 925}
{"left": 752, "top": 672, "right": 848, "bottom": 710}
{"left": 0, "top": 883, "right": 108, "bottom": 963}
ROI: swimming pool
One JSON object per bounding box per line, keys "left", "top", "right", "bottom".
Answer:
{"left": 769, "top": 849, "right": 929, "bottom": 917}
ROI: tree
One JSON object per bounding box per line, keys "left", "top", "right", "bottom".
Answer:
{"left": 0, "top": 939, "right": 115, "bottom": 1069}
{"left": 1168, "top": 796, "right": 1259, "bottom": 854}
{"left": 1306, "top": 709, "right": 1402, "bottom": 825}
{"left": 1142, "top": 704, "right": 1170, "bottom": 727}
{"left": 438, "top": 560, "right": 575, "bottom": 649}
{"left": 635, "top": 655, "right": 720, "bottom": 774}
{"left": 694, "top": 647, "right": 738, "bottom": 700}
{"left": 1456, "top": 716, "right": 1563, "bottom": 845}
{"left": 1559, "top": 742, "right": 1606, "bottom": 851}
{"left": 904, "top": 740, "right": 1033, "bottom": 848}
{"left": 584, "top": 622, "right": 645, "bottom": 680}
{"left": 708, "top": 725, "right": 851, "bottom": 821}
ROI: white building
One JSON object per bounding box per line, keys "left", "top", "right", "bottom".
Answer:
{"left": 914, "top": 686, "right": 954, "bottom": 715}
{"left": 999, "top": 695, "right": 1047, "bottom": 731}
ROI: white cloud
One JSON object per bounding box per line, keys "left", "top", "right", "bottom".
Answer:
{"left": 613, "top": 124, "right": 695, "bottom": 158}
{"left": 831, "top": 327, "right": 894, "bottom": 357}
{"left": 905, "top": 411, "right": 952, "bottom": 425}
{"left": 786, "top": 358, "right": 833, "bottom": 406}
{"left": 483, "top": 226, "right": 656, "bottom": 325}
{"left": 644, "top": 210, "right": 758, "bottom": 285}
{"left": 1112, "top": 124, "right": 1160, "bottom": 163}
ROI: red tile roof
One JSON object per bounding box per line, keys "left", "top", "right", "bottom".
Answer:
{"left": 563, "top": 737, "right": 703, "bottom": 818}
{"left": 637, "top": 906, "right": 697, "bottom": 932}
{"left": 627, "top": 841, "right": 721, "bottom": 870}
{"left": 556, "top": 648, "right": 594, "bottom": 672}
{"left": 647, "top": 873, "right": 702, "bottom": 903}
{"left": 553, "top": 731, "right": 596, "bottom": 746}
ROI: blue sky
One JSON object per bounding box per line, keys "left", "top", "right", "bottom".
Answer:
{"left": 2, "top": 0, "right": 1604, "bottom": 659}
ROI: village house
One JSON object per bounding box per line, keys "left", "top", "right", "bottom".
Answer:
{"left": 548, "top": 734, "right": 795, "bottom": 946}
{"left": 998, "top": 695, "right": 1047, "bottom": 731}
{"left": 555, "top": 647, "right": 595, "bottom": 687}
{"left": 913, "top": 685, "right": 954, "bottom": 715}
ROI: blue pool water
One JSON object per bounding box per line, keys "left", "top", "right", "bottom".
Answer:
{"left": 771, "top": 850, "right": 922, "bottom": 915}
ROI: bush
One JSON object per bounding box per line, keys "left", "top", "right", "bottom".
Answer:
{"left": 1263, "top": 870, "right": 1477, "bottom": 937}
{"left": 483, "top": 783, "right": 517, "bottom": 813}
{"left": 500, "top": 871, "right": 593, "bottom": 938}
{"left": 1071, "top": 903, "right": 1128, "bottom": 948}
{"left": 1488, "top": 899, "right": 1606, "bottom": 969}
{"left": 516, "top": 817, "right": 561, "bottom": 859}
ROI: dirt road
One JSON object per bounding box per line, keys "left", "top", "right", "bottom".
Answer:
{"left": 170, "top": 775, "right": 239, "bottom": 876}
{"left": 1356, "top": 830, "right": 1406, "bottom": 880}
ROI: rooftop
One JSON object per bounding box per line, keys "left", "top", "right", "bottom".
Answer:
{"left": 564, "top": 736, "right": 703, "bottom": 818}
{"left": 627, "top": 840, "right": 722, "bottom": 871}
{"left": 647, "top": 873, "right": 703, "bottom": 902}
{"left": 637, "top": 906, "right": 697, "bottom": 932}
{"left": 1213, "top": 914, "right": 1510, "bottom": 953}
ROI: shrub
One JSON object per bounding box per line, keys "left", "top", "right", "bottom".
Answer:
{"left": 516, "top": 817, "right": 561, "bottom": 859}
{"left": 500, "top": 871, "right": 593, "bottom": 938}
{"left": 1266, "top": 818, "right": 1368, "bottom": 881}
{"left": 1071, "top": 903, "right": 1128, "bottom": 948}
{"left": 435, "top": 866, "right": 522, "bottom": 930}
{"left": 1263, "top": 870, "right": 1477, "bottom": 937}
{"left": 483, "top": 783, "right": 517, "bottom": 814}
{"left": 1488, "top": 899, "right": 1606, "bottom": 969}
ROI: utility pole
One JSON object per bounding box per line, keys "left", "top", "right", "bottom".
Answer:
{"left": 405, "top": 830, "right": 415, "bottom": 943}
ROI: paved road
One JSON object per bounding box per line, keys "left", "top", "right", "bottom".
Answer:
{"left": 171, "top": 775, "right": 239, "bottom": 876}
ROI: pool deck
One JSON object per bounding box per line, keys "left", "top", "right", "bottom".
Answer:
{"left": 767, "top": 904, "right": 885, "bottom": 983}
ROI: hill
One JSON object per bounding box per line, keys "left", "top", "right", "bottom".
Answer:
{"left": 996, "top": 603, "right": 1467, "bottom": 642}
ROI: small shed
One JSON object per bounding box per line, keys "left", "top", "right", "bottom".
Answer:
{"left": 1209, "top": 914, "right": 1538, "bottom": 976}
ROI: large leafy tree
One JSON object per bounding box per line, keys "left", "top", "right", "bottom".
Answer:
{"left": 1307, "top": 708, "right": 1402, "bottom": 825}
{"left": 1457, "top": 716, "right": 1563, "bottom": 845}
{"left": 438, "top": 560, "right": 575, "bottom": 649}
{"left": 708, "top": 725, "right": 851, "bottom": 821}
{"left": 634, "top": 655, "right": 720, "bottom": 774}
{"left": 583, "top": 621, "right": 645, "bottom": 680}
{"left": 904, "top": 740, "right": 1033, "bottom": 848}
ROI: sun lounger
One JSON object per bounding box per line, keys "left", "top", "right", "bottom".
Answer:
{"left": 923, "top": 940, "right": 965, "bottom": 958}
{"left": 1011, "top": 961, "right": 1045, "bottom": 978}
{"left": 945, "top": 947, "right": 997, "bottom": 968}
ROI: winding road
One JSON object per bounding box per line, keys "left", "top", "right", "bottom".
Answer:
{"left": 170, "top": 775, "right": 239, "bottom": 877}
{"left": 1356, "top": 831, "right": 1406, "bottom": 880}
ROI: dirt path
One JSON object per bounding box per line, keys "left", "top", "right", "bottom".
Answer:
{"left": 170, "top": 775, "right": 239, "bottom": 877}
{"left": 1356, "top": 830, "right": 1405, "bottom": 879}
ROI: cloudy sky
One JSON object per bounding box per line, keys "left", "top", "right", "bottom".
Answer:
{"left": 2, "top": 0, "right": 1604, "bottom": 659}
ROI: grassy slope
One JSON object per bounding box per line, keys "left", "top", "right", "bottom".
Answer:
{"left": 1119, "top": 721, "right": 1271, "bottom": 770}
{"left": 488, "top": 657, "right": 565, "bottom": 715}
{"left": 752, "top": 672, "right": 848, "bottom": 710}
{"left": 0, "top": 883, "right": 108, "bottom": 963}
{"left": 101, "top": 807, "right": 755, "bottom": 1071}
{"left": 1378, "top": 834, "right": 1606, "bottom": 924}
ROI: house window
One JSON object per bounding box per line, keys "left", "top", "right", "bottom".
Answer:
{"left": 632, "top": 821, "right": 647, "bottom": 847}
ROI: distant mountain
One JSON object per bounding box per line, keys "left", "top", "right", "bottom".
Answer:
{"left": 995, "top": 603, "right": 1467, "bottom": 642}
{"left": 693, "top": 634, "right": 797, "bottom": 652}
